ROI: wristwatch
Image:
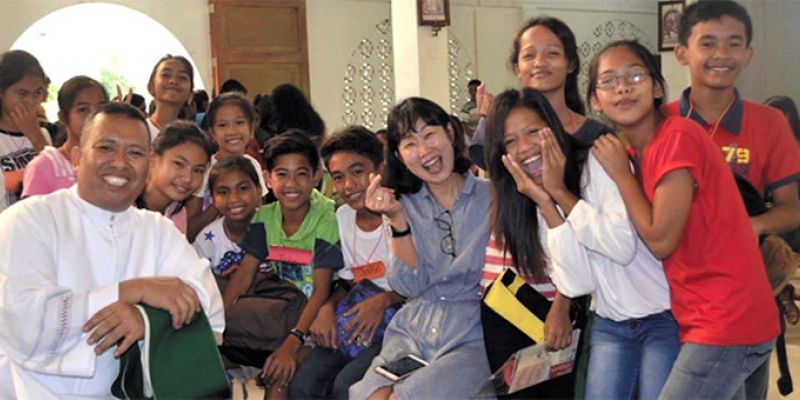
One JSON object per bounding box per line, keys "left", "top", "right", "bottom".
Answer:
{"left": 288, "top": 328, "right": 306, "bottom": 345}
{"left": 390, "top": 224, "right": 411, "bottom": 238}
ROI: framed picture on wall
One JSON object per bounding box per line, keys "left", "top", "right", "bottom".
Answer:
{"left": 418, "top": 0, "right": 450, "bottom": 27}
{"left": 658, "top": 0, "right": 685, "bottom": 51}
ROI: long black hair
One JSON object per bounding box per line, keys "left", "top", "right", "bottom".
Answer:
{"left": 57, "top": 76, "right": 109, "bottom": 124}
{"left": 271, "top": 84, "right": 326, "bottom": 145}
{"left": 0, "top": 50, "right": 46, "bottom": 116}
{"left": 384, "top": 97, "right": 471, "bottom": 195}
{"left": 202, "top": 92, "right": 257, "bottom": 131}
{"left": 485, "top": 88, "right": 589, "bottom": 280}
{"left": 509, "top": 17, "right": 585, "bottom": 115}
{"left": 153, "top": 120, "right": 217, "bottom": 159}
{"left": 147, "top": 54, "right": 194, "bottom": 95}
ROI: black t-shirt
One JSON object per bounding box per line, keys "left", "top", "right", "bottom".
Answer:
{"left": 572, "top": 118, "right": 613, "bottom": 144}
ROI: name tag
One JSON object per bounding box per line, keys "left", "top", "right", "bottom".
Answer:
{"left": 269, "top": 246, "right": 313, "bottom": 265}
{"left": 351, "top": 260, "right": 386, "bottom": 282}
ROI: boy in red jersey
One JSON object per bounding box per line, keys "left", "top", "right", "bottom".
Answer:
{"left": 663, "top": 1, "right": 800, "bottom": 397}
{"left": 664, "top": 0, "right": 800, "bottom": 237}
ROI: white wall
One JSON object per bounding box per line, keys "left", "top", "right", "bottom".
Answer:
{"left": 736, "top": 0, "right": 800, "bottom": 103}
{"left": 522, "top": 0, "right": 675, "bottom": 100}
{"left": 447, "top": 0, "right": 800, "bottom": 105}
{"left": 449, "top": 2, "right": 523, "bottom": 96}
{"left": 0, "top": 0, "right": 213, "bottom": 91}
{"left": 447, "top": 0, "right": 670, "bottom": 105}
{"left": 2, "top": 0, "right": 797, "bottom": 131}
{"left": 306, "top": 0, "right": 392, "bottom": 131}
{"left": 305, "top": 0, "right": 526, "bottom": 131}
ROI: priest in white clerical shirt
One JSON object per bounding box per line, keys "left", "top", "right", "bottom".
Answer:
{"left": 0, "top": 102, "right": 224, "bottom": 399}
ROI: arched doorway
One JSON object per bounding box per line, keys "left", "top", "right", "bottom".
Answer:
{"left": 10, "top": 2, "right": 205, "bottom": 119}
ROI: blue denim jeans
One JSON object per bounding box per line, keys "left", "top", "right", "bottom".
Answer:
{"left": 585, "top": 311, "right": 680, "bottom": 400}
{"left": 290, "top": 342, "right": 382, "bottom": 399}
{"left": 658, "top": 340, "right": 774, "bottom": 400}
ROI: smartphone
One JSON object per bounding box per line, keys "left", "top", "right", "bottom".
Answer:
{"left": 375, "top": 354, "right": 429, "bottom": 382}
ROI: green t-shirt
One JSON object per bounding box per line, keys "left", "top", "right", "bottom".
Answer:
{"left": 241, "top": 189, "right": 342, "bottom": 297}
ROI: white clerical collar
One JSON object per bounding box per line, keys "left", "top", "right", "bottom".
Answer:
{"left": 69, "top": 185, "right": 133, "bottom": 229}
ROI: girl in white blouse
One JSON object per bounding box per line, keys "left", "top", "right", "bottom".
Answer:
{"left": 484, "top": 87, "right": 678, "bottom": 399}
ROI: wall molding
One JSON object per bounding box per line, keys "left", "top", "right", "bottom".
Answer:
{"left": 534, "top": 6, "right": 655, "bottom": 15}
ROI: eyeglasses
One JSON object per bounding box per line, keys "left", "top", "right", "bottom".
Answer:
{"left": 596, "top": 70, "right": 649, "bottom": 91}
{"left": 434, "top": 210, "right": 456, "bottom": 258}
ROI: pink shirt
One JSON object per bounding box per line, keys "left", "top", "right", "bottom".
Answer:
{"left": 165, "top": 202, "right": 188, "bottom": 234}
{"left": 21, "top": 146, "right": 75, "bottom": 198}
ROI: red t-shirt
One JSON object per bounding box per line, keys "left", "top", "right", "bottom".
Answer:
{"left": 664, "top": 96, "right": 800, "bottom": 195}
{"left": 638, "top": 116, "right": 779, "bottom": 345}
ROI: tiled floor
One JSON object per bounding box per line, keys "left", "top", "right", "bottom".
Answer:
{"left": 231, "top": 378, "right": 263, "bottom": 399}
{"left": 232, "top": 313, "right": 800, "bottom": 399}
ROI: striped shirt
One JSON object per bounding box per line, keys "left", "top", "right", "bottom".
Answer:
{"left": 480, "top": 236, "right": 557, "bottom": 301}
{"left": 22, "top": 146, "right": 76, "bottom": 198}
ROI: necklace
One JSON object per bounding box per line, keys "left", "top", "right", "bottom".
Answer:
{"left": 148, "top": 116, "right": 161, "bottom": 131}
{"left": 686, "top": 94, "right": 736, "bottom": 139}
{"left": 352, "top": 213, "right": 383, "bottom": 266}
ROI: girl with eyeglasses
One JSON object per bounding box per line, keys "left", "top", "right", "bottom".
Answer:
{"left": 483, "top": 84, "right": 679, "bottom": 399}
{"left": 588, "top": 40, "right": 778, "bottom": 399}
{"left": 350, "top": 97, "right": 493, "bottom": 400}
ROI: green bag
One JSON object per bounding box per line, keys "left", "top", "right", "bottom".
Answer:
{"left": 112, "top": 304, "right": 229, "bottom": 399}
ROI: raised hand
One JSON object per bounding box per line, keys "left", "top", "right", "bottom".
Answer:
{"left": 592, "top": 134, "right": 632, "bottom": 182}
{"left": 539, "top": 128, "right": 567, "bottom": 197}
{"left": 113, "top": 85, "right": 134, "bottom": 104}
{"left": 9, "top": 103, "right": 46, "bottom": 151}
{"left": 83, "top": 301, "right": 145, "bottom": 357}
{"left": 502, "top": 154, "right": 552, "bottom": 206}
{"left": 364, "top": 173, "right": 403, "bottom": 220}
{"left": 476, "top": 83, "right": 495, "bottom": 118}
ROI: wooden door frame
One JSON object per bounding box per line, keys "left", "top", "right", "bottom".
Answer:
{"left": 208, "top": 0, "right": 309, "bottom": 96}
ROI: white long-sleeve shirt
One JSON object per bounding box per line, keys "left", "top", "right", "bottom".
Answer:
{"left": 0, "top": 186, "right": 224, "bottom": 399}
{"left": 542, "top": 153, "right": 671, "bottom": 321}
